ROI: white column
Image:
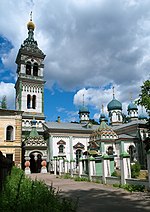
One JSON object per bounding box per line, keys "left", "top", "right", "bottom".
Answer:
{"left": 88, "top": 156, "right": 95, "bottom": 181}
{"left": 79, "top": 158, "right": 83, "bottom": 177}
{"left": 70, "top": 160, "right": 75, "bottom": 177}
{"left": 54, "top": 158, "right": 57, "bottom": 175}
{"left": 64, "top": 160, "right": 68, "bottom": 173}
{"left": 59, "top": 158, "right": 62, "bottom": 176}
{"left": 120, "top": 154, "right": 131, "bottom": 185}
{"left": 102, "top": 156, "right": 111, "bottom": 184}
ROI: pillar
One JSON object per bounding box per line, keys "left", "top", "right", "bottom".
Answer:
{"left": 59, "top": 157, "right": 63, "bottom": 176}
{"left": 120, "top": 152, "right": 131, "bottom": 185}
{"left": 79, "top": 158, "right": 83, "bottom": 177}
{"left": 64, "top": 160, "right": 68, "bottom": 173}
{"left": 54, "top": 158, "right": 57, "bottom": 175}
{"left": 24, "top": 158, "right": 31, "bottom": 174}
{"left": 70, "top": 159, "right": 75, "bottom": 177}
{"left": 88, "top": 156, "right": 95, "bottom": 181}
{"left": 102, "top": 155, "right": 111, "bottom": 184}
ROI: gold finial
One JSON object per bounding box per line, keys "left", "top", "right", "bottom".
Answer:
{"left": 27, "top": 11, "right": 35, "bottom": 30}
{"left": 112, "top": 86, "right": 115, "bottom": 99}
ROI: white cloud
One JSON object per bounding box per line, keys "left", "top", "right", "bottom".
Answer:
{"left": 0, "top": 0, "right": 150, "bottom": 117}
{"left": 0, "top": 82, "right": 15, "bottom": 109}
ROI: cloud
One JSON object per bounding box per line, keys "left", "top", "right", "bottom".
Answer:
{"left": 0, "top": 0, "right": 150, "bottom": 116}
{"left": 0, "top": 82, "right": 15, "bottom": 109}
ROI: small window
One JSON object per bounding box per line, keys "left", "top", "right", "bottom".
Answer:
{"left": 26, "top": 61, "right": 31, "bottom": 75}
{"left": 107, "top": 146, "right": 113, "bottom": 155}
{"left": 27, "top": 94, "right": 31, "bottom": 109}
{"left": 6, "top": 126, "right": 14, "bottom": 141}
{"left": 59, "top": 145, "right": 64, "bottom": 153}
{"left": 76, "top": 149, "right": 82, "bottom": 166}
{"left": 32, "top": 95, "right": 36, "bottom": 109}
{"left": 33, "top": 63, "right": 38, "bottom": 76}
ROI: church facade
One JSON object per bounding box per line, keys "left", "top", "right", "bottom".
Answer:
{"left": 1, "top": 16, "right": 149, "bottom": 173}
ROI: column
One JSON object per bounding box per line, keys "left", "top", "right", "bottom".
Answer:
{"left": 120, "top": 152, "right": 131, "bottom": 185}
{"left": 59, "top": 157, "right": 63, "bottom": 176}
{"left": 102, "top": 155, "right": 111, "bottom": 184}
{"left": 79, "top": 158, "right": 83, "bottom": 177}
{"left": 70, "top": 159, "right": 75, "bottom": 177}
{"left": 54, "top": 158, "right": 57, "bottom": 175}
{"left": 64, "top": 160, "right": 68, "bottom": 173}
{"left": 24, "top": 157, "right": 31, "bottom": 174}
{"left": 88, "top": 156, "right": 95, "bottom": 181}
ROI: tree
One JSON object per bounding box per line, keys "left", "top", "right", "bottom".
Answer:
{"left": 1, "top": 96, "right": 7, "bottom": 109}
{"left": 138, "top": 80, "right": 150, "bottom": 152}
{"left": 138, "top": 80, "right": 150, "bottom": 116}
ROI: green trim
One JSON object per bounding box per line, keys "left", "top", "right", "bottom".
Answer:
{"left": 120, "top": 151, "right": 130, "bottom": 158}
{"left": 102, "top": 154, "right": 110, "bottom": 159}
{"left": 70, "top": 159, "right": 75, "bottom": 162}
{"left": 89, "top": 156, "right": 95, "bottom": 161}
{"left": 101, "top": 142, "right": 104, "bottom": 153}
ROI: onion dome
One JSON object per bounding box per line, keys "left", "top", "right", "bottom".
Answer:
{"left": 138, "top": 113, "right": 148, "bottom": 120}
{"left": 107, "top": 98, "right": 122, "bottom": 111}
{"left": 79, "top": 105, "right": 89, "bottom": 114}
{"left": 128, "top": 102, "right": 138, "bottom": 111}
{"left": 99, "top": 105, "right": 108, "bottom": 123}
{"left": 107, "top": 87, "right": 122, "bottom": 111}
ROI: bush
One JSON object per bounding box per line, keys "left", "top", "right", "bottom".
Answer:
{"left": 131, "top": 162, "right": 141, "bottom": 178}
{"left": 0, "top": 166, "right": 77, "bottom": 212}
{"left": 113, "top": 183, "right": 145, "bottom": 192}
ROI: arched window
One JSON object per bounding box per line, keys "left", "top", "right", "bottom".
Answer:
{"left": 59, "top": 145, "right": 64, "bottom": 153}
{"left": 32, "top": 95, "right": 36, "bottom": 109}
{"left": 33, "top": 63, "right": 38, "bottom": 76}
{"left": 107, "top": 146, "right": 114, "bottom": 155}
{"left": 76, "top": 149, "right": 82, "bottom": 166}
{"left": 118, "top": 114, "right": 121, "bottom": 121}
{"left": 26, "top": 61, "right": 31, "bottom": 75}
{"left": 27, "top": 94, "right": 31, "bottom": 109}
{"left": 6, "top": 126, "right": 13, "bottom": 141}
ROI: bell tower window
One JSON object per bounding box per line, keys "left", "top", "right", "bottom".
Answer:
{"left": 27, "top": 94, "right": 31, "bottom": 109}
{"left": 26, "top": 61, "right": 31, "bottom": 75}
{"left": 32, "top": 95, "right": 36, "bottom": 109}
{"left": 33, "top": 63, "right": 38, "bottom": 76}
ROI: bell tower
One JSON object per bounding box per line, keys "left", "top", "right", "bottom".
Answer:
{"left": 15, "top": 13, "right": 46, "bottom": 128}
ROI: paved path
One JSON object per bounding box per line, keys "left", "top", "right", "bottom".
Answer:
{"left": 29, "top": 173, "right": 150, "bottom": 212}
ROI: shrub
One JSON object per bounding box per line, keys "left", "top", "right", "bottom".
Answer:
{"left": 131, "top": 162, "right": 141, "bottom": 178}
{"left": 0, "top": 166, "right": 77, "bottom": 212}
{"left": 113, "top": 183, "right": 145, "bottom": 192}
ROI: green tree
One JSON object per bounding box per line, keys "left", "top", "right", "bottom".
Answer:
{"left": 1, "top": 96, "right": 7, "bottom": 109}
{"left": 138, "top": 80, "right": 150, "bottom": 116}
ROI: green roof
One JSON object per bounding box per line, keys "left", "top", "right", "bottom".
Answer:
{"left": 107, "top": 97, "right": 122, "bottom": 111}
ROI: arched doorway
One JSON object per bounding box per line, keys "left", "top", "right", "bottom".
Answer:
{"left": 29, "top": 152, "right": 42, "bottom": 173}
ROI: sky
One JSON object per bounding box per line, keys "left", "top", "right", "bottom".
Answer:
{"left": 0, "top": 0, "right": 149, "bottom": 122}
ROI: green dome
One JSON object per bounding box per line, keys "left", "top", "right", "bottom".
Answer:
{"left": 138, "top": 113, "right": 147, "bottom": 120}
{"left": 99, "top": 113, "right": 108, "bottom": 122}
{"left": 128, "top": 102, "right": 138, "bottom": 111}
{"left": 107, "top": 98, "right": 122, "bottom": 111}
{"left": 79, "top": 106, "right": 89, "bottom": 113}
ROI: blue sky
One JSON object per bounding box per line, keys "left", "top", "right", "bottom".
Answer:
{"left": 0, "top": 0, "right": 149, "bottom": 122}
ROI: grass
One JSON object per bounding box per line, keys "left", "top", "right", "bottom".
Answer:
{"left": 0, "top": 166, "right": 78, "bottom": 212}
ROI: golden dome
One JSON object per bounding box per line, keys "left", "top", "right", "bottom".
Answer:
{"left": 27, "top": 20, "right": 35, "bottom": 30}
